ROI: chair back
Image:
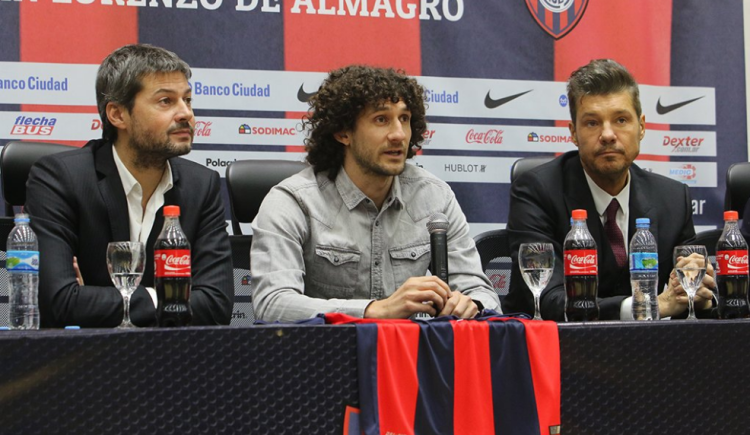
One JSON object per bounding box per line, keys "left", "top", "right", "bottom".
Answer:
{"left": 0, "top": 217, "right": 19, "bottom": 325}
{"left": 510, "top": 156, "right": 553, "bottom": 183}
{"left": 1, "top": 141, "right": 75, "bottom": 215}
{"left": 225, "top": 159, "right": 308, "bottom": 235}
{"left": 725, "top": 162, "right": 750, "bottom": 219}
{"left": 229, "top": 234, "right": 255, "bottom": 326}
{"left": 473, "top": 228, "right": 511, "bottom": 300}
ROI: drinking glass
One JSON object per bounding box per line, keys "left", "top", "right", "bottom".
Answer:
{"left": 106, "top": 242, "right": 145, "bottom": 328}
{"left": 673, "top": 245, "right": 708, "bottom": 321}
{"left": 519, "top": 243, "right": 554, "bottom": 320}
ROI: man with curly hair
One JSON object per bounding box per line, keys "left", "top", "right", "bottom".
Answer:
{"left": 251, "top": 65, "right": 500, "bottom": 322}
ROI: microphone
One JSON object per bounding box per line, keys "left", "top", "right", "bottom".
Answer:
{"left": 426, "top": 213, "right": 449, "bottom": 285}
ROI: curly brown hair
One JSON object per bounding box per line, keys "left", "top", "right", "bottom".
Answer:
{"left": 303, "top": 65, "right": 427, "bottom": 180}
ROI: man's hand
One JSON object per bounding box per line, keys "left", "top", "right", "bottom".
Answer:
{"left": 438, "top": 290, "right": 479, "bottom": 319}
{"left": 364, "top": 276, "right": 450, "bottom": 319}
{"left": 659, "top": 253, "right": 715, "bottom": 317}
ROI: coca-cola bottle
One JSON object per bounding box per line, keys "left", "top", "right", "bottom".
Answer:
{"left": 154, "top": 205, "right": 193, "bottom": 326}
{"left": 716, "top": 210, "right": 749, "bottom": 319}
{"left": 564, "top": 209, "right": 599, "bottom": 321}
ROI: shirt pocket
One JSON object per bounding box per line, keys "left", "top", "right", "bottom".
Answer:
{"left": 389, "top": 242, "right": 431, "bottom": 288}
{"left": 308, "top": 245, "right": 361, "bottom": 299}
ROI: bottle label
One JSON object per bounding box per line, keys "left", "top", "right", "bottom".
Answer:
{"left": 155, "top": 249, "right": 191, "bottom": 277}
{"left": 564, "top": 249, "right": 597, "bottom": 276}
{"left": 716, "top": 250, "right": 749, "bottom": 275}
{"left": 630, "top": 252, "right": 658, "bottom": 272}
{"left": 6, "top": 250, "right": 39, "bottom": 273}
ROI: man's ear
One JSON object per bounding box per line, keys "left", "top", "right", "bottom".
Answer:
{"left": 334, "top": 131, "right": 351, "bottom": 146}
{"left": 568, "top": 121, "right": 579, "bottom": 147}
{"left": 106, "top": 102, "right": 128, "bottom": 130}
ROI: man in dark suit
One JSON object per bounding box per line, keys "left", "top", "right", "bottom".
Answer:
{"left": 25, "top": 44, "right": 233, "bottom": 327}
{"left": 504, "top": 59, "right": 715, "bottom": 321}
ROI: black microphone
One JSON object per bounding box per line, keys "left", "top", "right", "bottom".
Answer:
{"left": 427, "top": 213, "right": 449, "bottom": 285}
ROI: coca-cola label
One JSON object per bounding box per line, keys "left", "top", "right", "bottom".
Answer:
{"left": 564, "top": 249, "right": 597, "bottom": 276}
{"left": 716, "top": 250, "right": 749, "bottom": 275}
{"left": 155, "top": 249, "right": 191, "bottom": 277}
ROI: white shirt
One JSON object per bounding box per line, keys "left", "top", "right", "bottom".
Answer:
{"left": 112, "top": 146, "right": 173, "bottom": 308}
{"left": 582, "top": 170, "right": 638, "bottom": 320}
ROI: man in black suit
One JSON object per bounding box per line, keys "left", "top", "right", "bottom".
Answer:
{"left": 504, "top": 59, "right": 715, "bottom": 321}
{"left": 26, "top": 44, "right": 233, "bottom": 327}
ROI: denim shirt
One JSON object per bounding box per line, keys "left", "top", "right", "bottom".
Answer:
{"left": 250, "top": 164, "right": 500, "bottom": 322}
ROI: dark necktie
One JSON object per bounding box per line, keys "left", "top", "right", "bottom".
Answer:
{"left": 605, "top": 199, "right": 627, "bottom": 268}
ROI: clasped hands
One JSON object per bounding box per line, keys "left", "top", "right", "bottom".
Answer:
{"left": 364, "top": 276, "right": 478, "bottom": 319}
{"left": 658, "top": 252, "right": 715, "bottom": 318}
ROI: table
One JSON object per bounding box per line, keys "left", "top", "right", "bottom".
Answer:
{"left": 0, "top": 320, "right": 748, "bottom": 434}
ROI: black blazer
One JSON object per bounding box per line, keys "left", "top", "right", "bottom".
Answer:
{"left": 504, "top": 151, "right": 696, "bottom": 320}
{"left": 26, "top": 139, "right": 233, "bottom": 327}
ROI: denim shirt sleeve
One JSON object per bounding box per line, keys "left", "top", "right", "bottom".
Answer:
{"left": 250, "top": 183, "right": 372, "bottom": 322}
{"left": 441, "top": 189, "right": 502, "bottom": 312}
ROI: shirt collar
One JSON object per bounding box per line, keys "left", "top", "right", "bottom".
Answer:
{"left": 334, "top": 166, "right": 403, "bottom": 210}
{"left": 583, "top": 169, "right": 631, "bottom": 219}
{"left": 112, "top": 145, "right": 174, "bottom": 196}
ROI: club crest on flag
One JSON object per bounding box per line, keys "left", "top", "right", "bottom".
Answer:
{"left": 525, "top": 0, "right": 589, "bottom": 40}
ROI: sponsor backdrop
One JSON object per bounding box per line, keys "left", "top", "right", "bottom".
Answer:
{"left": 0, "top": 0, "right": 744, "bottom": 234}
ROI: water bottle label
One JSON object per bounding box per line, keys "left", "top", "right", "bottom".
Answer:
{"left": 7, "top": 250, "right": 39, "bottom": 273}
{"left": 716, "top": 250, "right": 749, "bottom": 275}
{"left": 630, "top": 252, "right": 658, "bottom": 271}
{"left": 155, "top": 249, "right": 191, "bottom": 277}
{"left": 564, "top": 249, "right": 597, "bottom": 275}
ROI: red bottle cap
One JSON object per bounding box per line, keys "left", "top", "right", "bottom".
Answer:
{"left": 163, "top": 205, "right": 181, "bottom": 217}
{"left": 571, "top": 209, "right": 587, "bottom": 220}
{"left": 724, "top": 210, "right": 739, "bottom": 221}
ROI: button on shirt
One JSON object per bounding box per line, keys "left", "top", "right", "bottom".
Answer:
{"left": 250, "top": 164, "right": 500, "bottom": 322}
{"left": 112, "top": 146, "right": 173, "bottom": 308}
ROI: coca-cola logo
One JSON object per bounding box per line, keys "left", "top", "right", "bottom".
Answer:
{"left": 724, "top": 254, "right": 749, "bottom": 267}
{"left": 163, "top": 304, "right": 189, "bottom": 313}
{"left": 568, "top": 254, "right": 596, "bottom": 265}
{"left": 162, "top": 254, "right": 190, "bottom": 269}
{"left": 194, "top": 121, "right": 212, "bottom": 137}
{"left": 465, "top": 129, "right": 503, "bottom": 144}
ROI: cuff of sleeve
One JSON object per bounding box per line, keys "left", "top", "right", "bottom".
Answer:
{"left": 470, "top": 293, "right": 502, "bottom": 314}
{"left": 620, "top": 296, "right": 634, "bottom": 320}
{"left": 338, "top": 299, "right": 375, "bottom": 319}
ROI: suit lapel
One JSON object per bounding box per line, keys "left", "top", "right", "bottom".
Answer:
{"left": 148, "top": 159, "right": 182, "bottom": 248}
{"left": 628, "top": 163, "right": 657, "bottom": 242}
{"left": 94, "top": 142, "right": 130, "bottom": 242}
{"left": 562, "top": 155, "right": 603, "bottom": 244}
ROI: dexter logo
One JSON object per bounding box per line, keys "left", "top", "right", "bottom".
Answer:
{"left": 663, "top": 135, "right": 704, "bottom": 148}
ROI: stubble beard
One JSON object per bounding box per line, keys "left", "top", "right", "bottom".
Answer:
{"left": 130, "top": 122, "right": 193, "bottom": 170}
{"left": 351, "top": 142, "right": 407, "bottom": 177}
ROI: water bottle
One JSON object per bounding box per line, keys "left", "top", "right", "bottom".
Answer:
{"left": 7, "top": 213, "right": 40, "bottom": 329}
{"left": 629, "top": 218, "right": 659, "bottom": 320}
{"left": 716, "top": 210, "right": 749, "bottom": 319}
{"left": 564, "top": 209, "right": 599, "bottom": 321}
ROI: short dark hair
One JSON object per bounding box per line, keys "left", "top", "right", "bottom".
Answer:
{"left": 96, "top": 44, "right": 191, "bottom": 142}
{"left": 303, "top": 65, "right": 427, "bottom": 180}
{"left": 567, "top": 59, "right": 641, "bottom": 123}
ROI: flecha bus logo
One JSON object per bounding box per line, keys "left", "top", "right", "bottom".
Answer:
{"left": 11, "top": 115, "right": 57, "bottom": 135}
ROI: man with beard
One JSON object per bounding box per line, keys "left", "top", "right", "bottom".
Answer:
{"left": 26, "top": 44, "right": 233, "bottom": 327}
{"left": 251, "top": 65, "right": 499, "bottom": 322}
{"left": 504, "top": 59, "right": 715, "bottom": 321}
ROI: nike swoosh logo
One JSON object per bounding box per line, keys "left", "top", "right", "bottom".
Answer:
{"left": 656, "top": 96, "right": 704, "bottom": 115}
{"left": 484, "top": 90, "right": 532, "bottom": 109}
{"left": 297, "top": 84, "right": 317, "bottom": 103}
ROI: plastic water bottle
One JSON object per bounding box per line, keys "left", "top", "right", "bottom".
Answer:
{"left": 7, "top": 213, "right": 40, "bottom": 329}
{"left": 629, "top": 218, "right": 659, "bottom": 320}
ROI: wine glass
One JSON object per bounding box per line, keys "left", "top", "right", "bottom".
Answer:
{"left": 519, "top": 243, "right": 554, "bottom": 320}
{"left": 673, "top": 245, "right": 708, "bottom": 321}
{"left": 106, "top": 242, "right": 145, "bottom": 328}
